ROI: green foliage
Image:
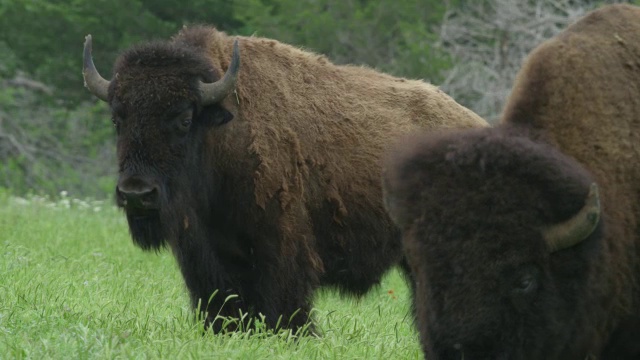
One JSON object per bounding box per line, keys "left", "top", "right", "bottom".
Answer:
{"left": 234, "top": 0, "right": 455, "bottom": 82}
{"left": 0, "top": 196, "right": 421, "bottom": 358}
{"left": 0, "top": 0, "right": 459, "bottom": 197}
{"left": 0, "top": 41, "right": 19, "bottom": 77}
{"left": 1, "top": 0, "right": 171, "bottom": 104}
{"left": 0, "top": 84, "right": 116, "bottom": 198}
{"left": 0, "top": 0, "right": 239, "bottom": 105}
{"left": 0, "top": 0, "right": 456, "bottom": 103}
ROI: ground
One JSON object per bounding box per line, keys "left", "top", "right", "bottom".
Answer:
{"left": 0, "top": 189, "right": 420, "bottom": 359}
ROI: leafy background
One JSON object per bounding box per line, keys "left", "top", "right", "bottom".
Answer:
{"left": 0, "top": 0, "right": 635, "bottom": 198}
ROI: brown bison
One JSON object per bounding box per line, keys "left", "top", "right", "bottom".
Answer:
{"left": 82, "top": 26, "right": 487, "bottom": 333}
{"left": 382, "top": 4, "right": 640, "bottom": 360}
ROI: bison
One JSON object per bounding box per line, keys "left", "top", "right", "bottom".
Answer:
{"left": 82, "top": 26, "right": 487, "bottom": 333}
{"left": 382, "top": 4, "right": 640, "bottom": 359}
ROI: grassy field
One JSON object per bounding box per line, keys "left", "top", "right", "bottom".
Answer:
{"left": 0, "top": 190, "right": 421, "bottom": 359}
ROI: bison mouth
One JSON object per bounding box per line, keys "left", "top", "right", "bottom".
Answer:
{"left": 115, "top": 186, "right": 160, "bottom": 211}
{"left": 123, "top": 207, "right": 159, "bottom": 219}
{"left": 114, "top": 174, "right": 163, "bottom": 211}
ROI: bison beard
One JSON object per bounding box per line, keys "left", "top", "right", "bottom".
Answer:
{"left": 125, "top": 212, "right": 164, "bottom": 250}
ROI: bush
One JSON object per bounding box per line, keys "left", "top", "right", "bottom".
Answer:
{"left": 0, "top": 77, "right": 116, "bottom": 198}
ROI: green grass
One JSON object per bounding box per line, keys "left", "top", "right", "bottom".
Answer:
{"left": 0, "top": 191, "right": 421, "bottom": 359}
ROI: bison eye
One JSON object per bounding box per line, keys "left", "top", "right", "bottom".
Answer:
{"left": 176, "top": 109, "right": 194, "bottom": 133}
{"left": 179, "top": 117, "right": 192, "bottom": 130}
{"left": 513, "top": 274, "right": 537, "bottom": 294}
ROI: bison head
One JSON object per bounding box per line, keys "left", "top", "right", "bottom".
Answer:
{"left": 383, "top": 126, "right": 602, "bottom": 360}
{"left": 82, "top": 34, "right": 240, "bottom": 250}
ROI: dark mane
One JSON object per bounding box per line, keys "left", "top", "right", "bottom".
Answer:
{"left": 385, "top": 125, "right": 594, "bottom": 232}
{"left": 171, "top": 25, "right": 218, "bottom": 51}
{"left": 113, "top": 39, "right": 217, "bottom": 83}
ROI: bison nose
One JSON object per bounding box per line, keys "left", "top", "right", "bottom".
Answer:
{"left": 116, "top": 178, "right": 159, "bottom": 210}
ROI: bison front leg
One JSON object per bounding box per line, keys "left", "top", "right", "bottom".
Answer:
{"left": 171, "top": 232, "right": 253, "bottom": 333}
{"left": 172, "top": 227, "right": 319, "bottom": 334}
{"left": 247, "top": 243, "right": 321, "bottom": 334}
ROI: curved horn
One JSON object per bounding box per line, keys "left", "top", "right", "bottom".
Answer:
{"left": 199, "top": 39, "right": 240, "bottom": 106}
{"left": 82, "top": 34, "right": 110, "bottom": 102}
{"left": 543, "top": 183, "right": 601, "bottom": 252}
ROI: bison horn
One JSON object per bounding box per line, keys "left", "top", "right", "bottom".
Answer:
{"left": 199, "top": 39, "right": 240, "bottom": 106}
{"left": 82, "top": 34, "right": 110, "bottom": 102}
{"left": 543, "top": 183, "right": 601, "bottom": 252}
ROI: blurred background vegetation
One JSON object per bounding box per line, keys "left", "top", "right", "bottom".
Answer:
{"left": 0, "top": 0, "right": 636, "bottom": 198}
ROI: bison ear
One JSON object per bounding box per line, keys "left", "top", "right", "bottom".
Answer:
{"left": 217, "top": 108, "right": 234, "bottom": 125}
{"left": 202, "top": 106, "right": 234, "bottom": 127}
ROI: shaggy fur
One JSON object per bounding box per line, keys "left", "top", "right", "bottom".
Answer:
{"left": 384, "top": 4, "right": 640, "bottom": 359}
{"left": 96, "top": 26, "right": 487, "bottom": 333}
{"left": 384, "top": 126, "right": 605, "bottom": 359}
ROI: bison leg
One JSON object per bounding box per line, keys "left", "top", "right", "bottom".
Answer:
{"left": 172, "top": 228, "right": 319, "bottom": 334}
{"left": 171, "top": 231, "right": 254, "bottom": 333}
{"left": 245, "top": 239, "right": 320, "bottom": 335}
{"left": 399, "top": 257, "right": 417, "bottom": 315}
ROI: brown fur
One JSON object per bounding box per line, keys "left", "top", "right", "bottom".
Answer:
{"left": 100, "top": 25, "right": 487, "bottom": 333}
{"left": 384, "top": 126, "right": 606, "bottom": 359}
{"left": 383, "top": 4, "right": 640, "bottom": 359}
{"left": 178, "top": 27, "right": 486, "bottom": 211}
{"left": 502, "top": 3, "right": 640, "bottom": 353}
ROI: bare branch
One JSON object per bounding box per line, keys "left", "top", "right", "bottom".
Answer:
{"left": 2, "top": 73, "right": 53, "bottom": 95}
{"left": 0, "top": 72, "right": 115, "bottom": 196}
{"left": 437, "top": 0, "right": 614, "bottom": 122}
